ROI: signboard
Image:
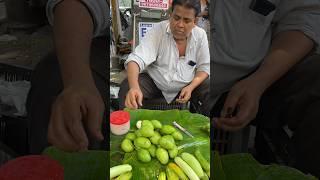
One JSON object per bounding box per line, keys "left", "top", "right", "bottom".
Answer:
{"left": 138, "top": 0, "right": 169, "bottom": 10}
{"left": 138, "top": 22, "right": 156, "bottom": 44}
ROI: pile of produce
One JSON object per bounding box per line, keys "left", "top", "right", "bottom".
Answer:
{"left": 110, "top": 109, "right": 210, "bottom": 180}
{"left": 121, "top": 120, "right": 183, "bottom": 164}
{"left": 159, "top": 149, "right": 210, "bottom": 180}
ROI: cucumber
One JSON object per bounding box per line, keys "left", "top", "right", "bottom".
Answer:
{"left": 158, "top": 171, "right": 166, "bottom": 180}
{"left": 174, "top": 157, "right": 199, "bottom": 180}
{"left": 200, "top": 173, "right": 209, "bottom": 180}
{"left": 115, "top": 171, "right": 132, "bottom": 180}
{"left": 168, "top": 162, "right": 188, "bottom": 180}
{"left": 181, "top": 152, "right": 204, "bottom": 177}
{"left": 110, "top": 164, "right": 132, "bottom": 179}
{"left": 195, "top": 149, "right": 210, "bottom": 172}
{"left": 166, "top": 166, "right": 179, "bottom": 180}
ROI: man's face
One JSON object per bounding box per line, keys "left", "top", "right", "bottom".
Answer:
{"left": 170, "top": 5, "right": 196, "bottom": 40}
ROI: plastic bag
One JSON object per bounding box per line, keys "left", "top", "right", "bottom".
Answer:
{"left": 0, "top": 79, "right": 30, "bottom": 116}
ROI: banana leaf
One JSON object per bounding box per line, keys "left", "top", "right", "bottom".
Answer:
{"left": 212, "top": 151, "right": 226, "bottom": 180}
{"left": 110, "top": 109, "right": 210, "bottom": 180}
{"left": 43, "top": 146, "right": 108, "bottom": 180}
{"left": 213, "top": 152, "right": 318, "bottom": 180}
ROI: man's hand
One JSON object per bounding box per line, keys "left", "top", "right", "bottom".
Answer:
{"left": 48, "top": 85, "right": 105, "bottom": 152}
{"left": 125, "top": 88, "right": 143, "bottom": 109}
{"left": 214, "top": 77, "right": 265, "bottom": 131}
{"left": 214, "top": 31, "right": 314, "bottom": 131}
{"left": 176, "top": 85, "right": 193, "bottom": 103}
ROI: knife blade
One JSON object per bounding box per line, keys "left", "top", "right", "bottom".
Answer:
{"left": 173, "top": 121, "right": 194, "bottom": 138}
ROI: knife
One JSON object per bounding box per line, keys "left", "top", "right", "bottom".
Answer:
{"left": 173, "top": 121, "right": 194, "bottom": 138}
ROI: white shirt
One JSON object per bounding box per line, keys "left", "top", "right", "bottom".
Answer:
{"left": 125, "top": 20, "right": 210, "bottom": 103}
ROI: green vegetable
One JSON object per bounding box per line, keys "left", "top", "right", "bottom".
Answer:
{"left": 110, "top": 164, "right": 132, "bottom": 179}
{"left": 171, "top": 131, "right": 183, "bottom": 141}
{"left": 134, "top": 137, "right": 151, "bottom": 149}
{"left": 160, "top": 125, "right": 176, "bottom": 135}
{"left": 195, "top": 149, "right": 210, "bottom": 172}
{"left": 181, "top": 152, "right": 204, "bottom": 177}
{"left": 150, "top": 131, "right": 161, "bottom": 145}
{"left": 140, "top": 126, "right": 155, "bottom": 137}
{"left": 125, "top": 133, "right": 136, "bottom": 141}
{"left": 158, "top": 171, "right": 166, "bottom": 180}
{"left": 159, "top": 135, "right": 175, "bottom": 150}
{"left": 206, "top": 171, "right": 210, "bottom": 178}
{"left": 135, "top": 129, "right": 143, "bottom": 137}
{"left": 166, "top": 166, "right": 179, "bottom": 180}
{"left": 137, "top": 149, "right": 151, "bottom": 163}
{"left": 151, "top": 120, "right": 162, "bottom": 129}
{"left": 142, "top": 120, "right": 154, "bottom": 129}
{"left": 121, "top": 139, "right": 134, "bottom": 153}
{"left": 156, "top": 147, "right": 169, "bottom": 165}
{"left": 174, "top": 157, "right": 199, "bottom": 180}
{"left": 148, "top": 144, "right": 156, "bottom": 157}
{"left": 200, "top": 123, "right": 210, "bottom": 134}
{"left": 168, "top": 163, "right": 188, "bottom": 180}
{"left": 115, "top": 171, "right": 132, "bottom": 180}
{"left": 200, "top": 173, "right": 209, "bottom": 180}
{"left": 168, "top": 146, "right": 178, "bottom": 159}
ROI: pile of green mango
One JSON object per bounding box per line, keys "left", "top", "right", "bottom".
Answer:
{"left": 121, "top": 120, "right": 184, "bottom": 165}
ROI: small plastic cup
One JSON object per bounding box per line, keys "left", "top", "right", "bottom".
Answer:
{"left": 110, "top": 110, "right": 130, "bottom": 135}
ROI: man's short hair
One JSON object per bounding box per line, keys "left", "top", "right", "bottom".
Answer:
{"left": 172, "top": 0, "right": 201, "bottom": 17}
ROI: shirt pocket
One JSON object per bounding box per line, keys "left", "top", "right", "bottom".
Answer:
{"left": 177, "top": 59, "right": 196, "bottom": 82}
{"left": 246, "top": 0, "right": 278, "bottom": 26}
{"left": 248, "top": 9, "right": 276, "bottom": 26}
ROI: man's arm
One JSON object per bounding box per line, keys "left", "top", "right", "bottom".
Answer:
{"left": 122, "top": 23, "right": 163, "bottom": 109}
{"left": 249, "top": 31, "right": 314, "bottom": 91}
{"left": 47, "top": 0, "right": 104, "bottom": 151}
{"left": 215, "top": 31, "right": 314, "bottom": 131}
{"left": 177, "top": 71, "right": 209, "bottom": 103}
{"left": 188, "top": 71, "right": 209, "bottom": 90}
{"left": 53, "top": 0, "right": 94, "bottom": 87}
{"left": 124, "top": 62, "right": 143, "bottom": 109}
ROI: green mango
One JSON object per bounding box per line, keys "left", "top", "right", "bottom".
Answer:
{"left": 121, "top": 139, "right": 134, "bottom": 153}
{"left": 172, "top": 131, "right": 183, "bottom": 141}
{"left": 148, "top": 144, "right": 157, "bottom": 157}
{"left": 150, "top": 131, "right": 161, "bottom": 145}
{"left": 160, "top": 125, "right": 176, "bottom": 135}
{"left": 168, "top": 146, "right": 178, "bottom": 158}
{"left": 142, "top": 120, "right": 154, "bottom": 129}
{"left": 125, "top": 133, "right": 136, "bottom": 141}
{"left": 159, "top": 135, "right": 175, "bottom": 150}
{"left": 135, "top": 129, "right": 143, "bottom": 137}
{"left": 151, "top": 120, "right": 162, "bottom": 129}
{"left": 156, "top": 147, "right": 169, "bottom": 165}
{"left": 140, "top": 126, "right": 155, "bottom": 137}
{"left": 134, "top": 137, "right": 151, "bottom": 149}
{"left": 137, "top": 149, "right": 151, "bottom": 163}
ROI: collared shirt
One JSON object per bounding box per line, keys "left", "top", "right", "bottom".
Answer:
{"left": 46, "top": 0, "right": 108, "bottom": 37}
{"left": 209, "top": 0, "right": 320, "bottom": 106}
{"left": 125, "top": 20, "right": 210, "bottom": 103}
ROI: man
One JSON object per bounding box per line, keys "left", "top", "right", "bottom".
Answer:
{"left": 119, "top": 0, "right": 211, "bottom": 113}
{"left": 27, "top": 0, "right": 108, "bottom": 153}
{"left": 210, "top": 0, "right": 320, "bottom": 176}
